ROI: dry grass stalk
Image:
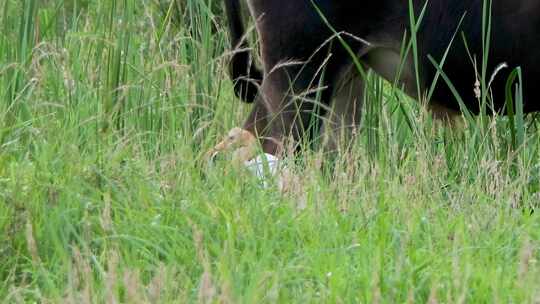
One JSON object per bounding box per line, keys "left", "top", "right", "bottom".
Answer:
{"left": 25, "top": 217, "right": 41, "bottom": 266}
{"left": 517, "top": 238, "right": 534, "bottom": 286}
{"left": 72, "top": 246, "right": 93, "bottom": 304}
{"left": 427, "top": 282, "right": 439, "bottom": 304}
{"left": 406, "top": 285, "right": 415, "bottom": 304}
{"left": 105, "top": 250, "right": 119, "bottom": 304}
{"left": 101, "top": 191, "right": 113, "bottom": 232}
{"left": 192, "top": 224, "right": 216, "bottom": 304}
{"left": 147, "top": 263, "right": 167, "bottom": 303}
{"left": 371, "top": 267, "right": 381, "bottom": 304}
{"left": 123, "top": 269, "right": 144, "bottom": 304}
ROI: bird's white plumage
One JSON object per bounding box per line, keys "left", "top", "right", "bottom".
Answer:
{"left": 244, "top": 153, "right": 280, "bottom": 187}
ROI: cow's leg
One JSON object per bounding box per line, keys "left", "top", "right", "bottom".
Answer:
{"left": 207, "top": 65, "right": 331, "bottom": 193}
{"left": 209, "top": 1, "right": 349, "bottom": 173}
{"left": 320, "top": 66, "right": 365, "bottom": 153}
{"left": 248, "top": 65, "right": 340, "bottom": 191}
{"left": 208, "top": 64, "right": 332, "bottom": 165}
{"left": 256, "top": 67, "right": 331, "bottom": 155}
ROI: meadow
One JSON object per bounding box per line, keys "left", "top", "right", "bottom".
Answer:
{"left": 1, "top": 0, "right": 539, "bottom": 302}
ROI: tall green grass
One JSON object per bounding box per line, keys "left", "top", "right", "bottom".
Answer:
{"left": 1, "top": 0, "right": 539, "bottom": 302}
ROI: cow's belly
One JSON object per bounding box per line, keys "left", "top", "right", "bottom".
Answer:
{"left": 421, "top": 47, "right": 540, "bottom": 115}
{"left": 363, "top": 40, "right": 540, "bottom": 115}
{"left": 416, "top": 6, "right": 540, "bottom": 114}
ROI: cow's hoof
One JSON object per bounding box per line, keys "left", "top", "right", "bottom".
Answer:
{"left": 206, "top": 127, "right": 258, "bottom": 165}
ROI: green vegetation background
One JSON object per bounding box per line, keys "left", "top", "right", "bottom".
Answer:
{"left": 1, "top": 0, "right": 539, "bottom": 302}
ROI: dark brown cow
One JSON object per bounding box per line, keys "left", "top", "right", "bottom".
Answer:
{"left": 211, "top": 0, "right": 540, "bottom": 168}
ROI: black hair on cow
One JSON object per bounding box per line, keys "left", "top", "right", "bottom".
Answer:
{"left": 224, "top": 0, "right": 263, "bottom": 103}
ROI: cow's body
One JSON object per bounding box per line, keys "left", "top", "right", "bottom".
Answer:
{"left": 219, "top": 0, "right": 540, "bottom": 157}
